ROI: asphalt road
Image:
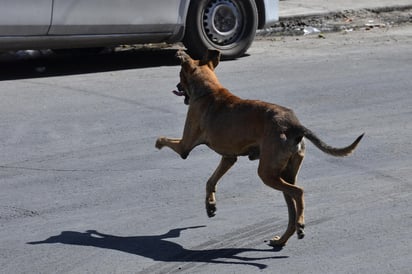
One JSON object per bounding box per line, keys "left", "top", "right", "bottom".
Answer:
{"left": 1, "top": 25, "right": 411, "bottom": 273}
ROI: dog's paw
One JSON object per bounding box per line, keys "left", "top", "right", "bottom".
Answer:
{"left": 206, "top": 200, "right": 217, "bottom": 218}
{"left": 297, "top": 223, "right": 305, "bottom": 239}
{"left": 268, "top": 236, "right": 286, "bottom": 248}
{"left": 155, "top": 137, "right": 165, "bottom": 149}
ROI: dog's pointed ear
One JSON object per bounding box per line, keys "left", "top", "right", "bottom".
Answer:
{"left": 204, "top": 49, "right": 221, "bottom": 69}
{"left": 176, "top": 50, "right": 192, "bottom": 64}
{"left": 176, "top": 50, "right": 197, "bottom": 74}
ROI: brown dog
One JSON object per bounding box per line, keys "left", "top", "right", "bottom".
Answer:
{"left": 156, "top": 49, "right": 363, "bottom": 247}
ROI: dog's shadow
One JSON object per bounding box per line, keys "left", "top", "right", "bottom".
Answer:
{"left": 28, "top": 226, "right": 286, "bottom": 269}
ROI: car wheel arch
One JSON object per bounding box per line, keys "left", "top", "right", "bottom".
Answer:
{"left": 254, "top": 0, "right": 267, "bottom": 29}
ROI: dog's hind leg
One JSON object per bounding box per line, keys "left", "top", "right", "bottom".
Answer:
{"left": 258, "top": 150, "right": 305, "bottom": 247}
{"left": 270, "top": 145, "right": 305, "bottom": 247}
{"left": 205, "top": 156, "right": 237, "bottom": 217}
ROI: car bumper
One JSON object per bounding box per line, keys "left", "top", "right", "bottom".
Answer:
{"left": 261, "top": 0, "right": 279, "bottom": 28}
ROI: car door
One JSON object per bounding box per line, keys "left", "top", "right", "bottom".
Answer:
{"left": 49, "top": 0, "right": 183, "bottom": 35}
{"left": 0, "top": 0, "right": 52, "bottom": 35}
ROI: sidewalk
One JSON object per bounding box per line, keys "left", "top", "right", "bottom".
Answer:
{"left": 279, "top": 0, "right": 412, "bottom": 18}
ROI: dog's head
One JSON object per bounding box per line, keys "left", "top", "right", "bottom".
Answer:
{"left": 172, "top": 49, "right": 221, "bottom": 105}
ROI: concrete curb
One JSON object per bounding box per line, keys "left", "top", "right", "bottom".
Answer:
{"left": 279, "top": 4, "right": 412, "bottom": 20}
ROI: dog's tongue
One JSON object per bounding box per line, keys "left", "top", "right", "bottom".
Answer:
{"left": 172, "top": 90, "right": 185, "bottom": 96}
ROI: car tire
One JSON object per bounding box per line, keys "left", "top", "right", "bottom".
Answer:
{"left": 183, "top": 0, "right": 258, "bottom": 59}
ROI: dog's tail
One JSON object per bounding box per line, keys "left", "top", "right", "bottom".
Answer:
{"left": 298, "top": 126, "right": 364, "bottom": 157}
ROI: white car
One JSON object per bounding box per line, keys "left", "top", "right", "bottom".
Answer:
{"left": 0, "top": 0, "right": 278, "bottom": 59}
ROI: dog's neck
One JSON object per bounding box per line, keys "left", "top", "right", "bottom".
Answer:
{"left": 188, "top": 77, "right": 223, "bottom": 104}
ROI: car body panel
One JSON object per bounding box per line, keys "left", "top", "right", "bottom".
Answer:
{"left": 49, "top": 0, "right": 184, "bottom": 35}
{"left": 0, "top": 0, "right": 52, "bottom": 35}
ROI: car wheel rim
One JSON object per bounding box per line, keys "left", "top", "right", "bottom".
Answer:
{"left": 203, "top": 0, "right": 243, "bottom": 46}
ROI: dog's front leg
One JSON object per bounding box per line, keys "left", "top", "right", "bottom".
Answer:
{"left": 156, "top": 137, "right": 189, "bottom": 159}
{"left": 205, "top": 156, "right": 237, "bottom": 217}
{"left": 156, "top": 136, "right": 202, "bottom": 159}
{"left": 156, "top": 109, "right": 202, "bottom": 159}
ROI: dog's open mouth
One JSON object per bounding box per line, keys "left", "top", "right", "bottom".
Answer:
{"left": 172, "top": 83, "right": 189, "bottom": 105}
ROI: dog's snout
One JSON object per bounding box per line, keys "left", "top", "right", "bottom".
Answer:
{"left": 177, "top": 83, "right": 184, "bottom": 91}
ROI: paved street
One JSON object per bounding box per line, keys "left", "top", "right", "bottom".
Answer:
{"left": 1, "top": 25, "right": 411, "bottom": 273}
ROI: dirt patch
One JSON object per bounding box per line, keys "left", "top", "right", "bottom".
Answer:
{"left": 259, "top": 8, "right": 412, "bottom": 36}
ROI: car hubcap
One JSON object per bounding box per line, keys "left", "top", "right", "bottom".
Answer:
{"left": 203, "top": 0, "right": 243, "bottom": 46}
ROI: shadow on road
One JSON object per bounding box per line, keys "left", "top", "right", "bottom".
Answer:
{"left": 28, "top": 226, "right": 286, "bottom": 270}
{"left": 0, "top": 48, "right": 180, "bottom": 81}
